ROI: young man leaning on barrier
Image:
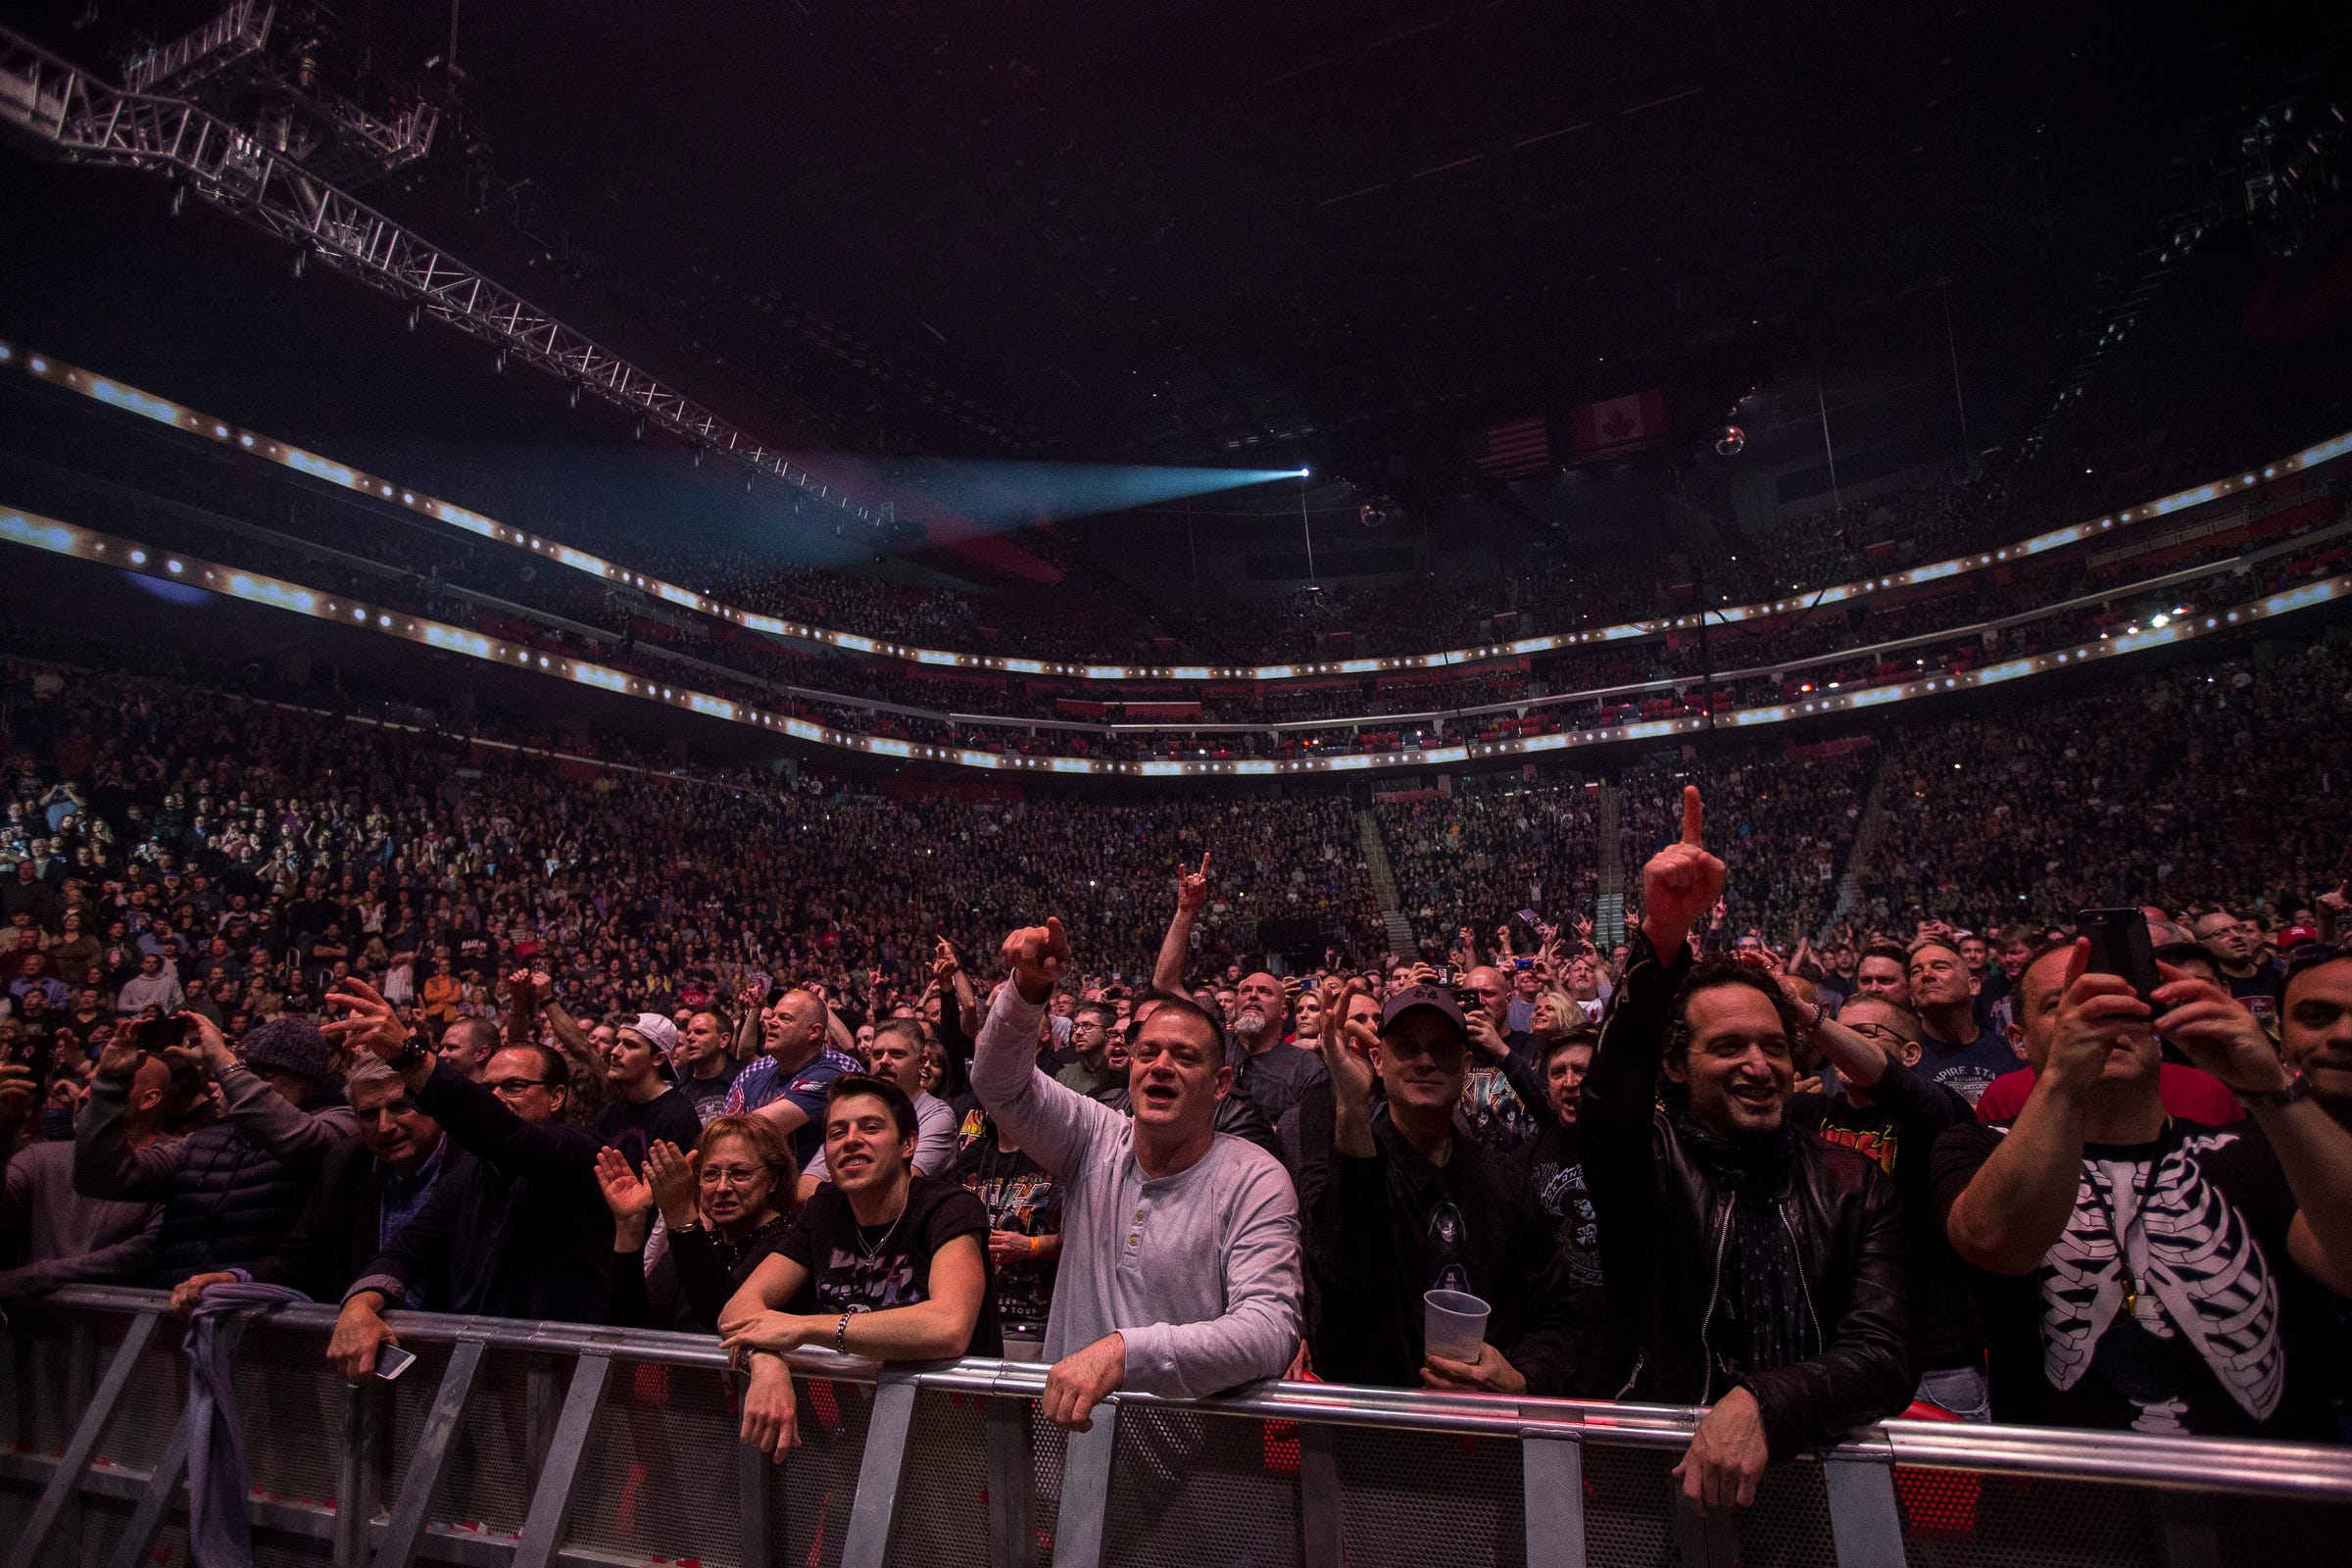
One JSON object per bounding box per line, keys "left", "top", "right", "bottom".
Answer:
{"left": 717, "top": 1073, "right": 999, "bottom": 1458}
{"left": 974, "top": 914, "right": 1302, "bottom": 1433}
{"left": 1581, "top": 787, "right": 1912, "bottom": 1517}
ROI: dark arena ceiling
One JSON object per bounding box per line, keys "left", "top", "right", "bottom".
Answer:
{"left": 11, "top": 0, "right": 2344, "bottom": 485}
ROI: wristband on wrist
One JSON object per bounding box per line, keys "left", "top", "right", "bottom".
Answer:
{"left": 834, "top": 1311, "right": 852, "bottom": 1354}
{"left": 2237, "top": 1071, "right": 2310, "bottom": 1109}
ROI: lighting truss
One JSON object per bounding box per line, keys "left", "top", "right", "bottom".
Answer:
{"left": 0, "top": 24, "right": 879, "bottom": 525}
{"left": 4, "top": 498, "right": 2347, "bottom": 780}
{"left": 9, "top": 332, "right": 2349, "bottom": 689}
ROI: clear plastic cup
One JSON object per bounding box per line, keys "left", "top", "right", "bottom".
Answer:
{"left": 1423, "top": 1289, "right": 1491, "bottom": 1362}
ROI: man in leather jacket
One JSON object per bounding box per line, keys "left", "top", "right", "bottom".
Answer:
{"left": 1581, "top": 787, "right": 1910, "bottom": 1515}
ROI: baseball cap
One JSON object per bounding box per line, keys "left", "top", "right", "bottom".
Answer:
{"left": 624, "top": 1012, "right": 680, "bottom": 1057}
{"left": 1380, "top": 984, "right": 1468, "bottom": 1037}
{"left": 2278, "top": 925, "right": 2320, "bottom": 953}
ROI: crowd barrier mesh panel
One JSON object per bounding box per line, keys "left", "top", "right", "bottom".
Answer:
{"left": 1893, "top": 1470, "right": 2158, "bottom": 1568}
{"left": 381, "top": 1338, "right": 533, "bottom": 1541}
{"left": 777, "top": 1372, "right": 870, "bottom": 1568}
{"left": 1734, "top": 1459, "right": 1838, "bottom": 1568}
{"left": 566, "top": 1358, "right": 744, "bottom": 1567}
{"left": 249, "top": 1524, "right": 333, "bottom": 1568}
{"left": 2212, "top": 1494, "right": 2352, "bottom": 1567}
{"left": 1104, "top": 1405, "right": 1304, "bottom": 1568}
{"left": 2, "top": 1303, "right": 76, "bottom": 1457}
{"left": 1335, "top": 1423, "right": 1526, "bottom": 1568}
{"left": 890, "top": 1387, "right": 993, "bottom": 1568}
{"left": 231, "top": 1322, "right": 343, "bottom": 1507}
{"left": 1580, "top": 1444, "right": 1677, "bottom": 1567}
{"left": 1031, "top": 1405, "right": 1068, "bottom": 1568}
{"left": 90, "top": 1310, "right": 185, "bottom": 1475}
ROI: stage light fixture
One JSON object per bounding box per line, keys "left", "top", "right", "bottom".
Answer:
{"left": 290, "top": 247, "right": 309, "bottom": 279}
{"left": 494, "top": 349, "right": 508, "bottom": 373}
{"left": 568, "top": 384, "right": 582, "bottom": 410}
{"left": 407, "top": 305, "right": 421, "bottom": 332}
{"left": 169, "top": 183, "right": 187, "bottom": 219}
{"left": 1716, "top": 425, "right": 1745, "bottom": 457}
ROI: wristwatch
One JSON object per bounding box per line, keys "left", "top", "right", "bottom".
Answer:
{"left": 2237, "top": 1071, "right": 2310, "bottom": 1109}
{"left": 390, "top": 1036, "right": 428, "bottom": 1071}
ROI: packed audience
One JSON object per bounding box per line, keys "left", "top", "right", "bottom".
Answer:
{"left": 0, "top": 620, "right": 2346, "bottom": 1520}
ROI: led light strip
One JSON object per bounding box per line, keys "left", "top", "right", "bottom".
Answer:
{"left": 7, "top": 337, "right": 2347, "bottom": 687}
{"left": 8, "top": 501, "right": 2345, "bottom": 778}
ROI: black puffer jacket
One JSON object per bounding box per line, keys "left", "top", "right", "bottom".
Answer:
{"left": 1579, "top": 931, "right": 1912, "bottom": 1458}
{"left": 74, "top": 1066, "right": 357, "bottom": 1286}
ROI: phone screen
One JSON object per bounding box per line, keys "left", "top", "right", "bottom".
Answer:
{"left": 374, "top": 1345, "right": 418, "bottom": 1381}
{"left": 2078, "top": 907, "right": 2160, "bottom": 1004}
{"left": 140, "top": 1016, "right": 191, "bottom": 1053}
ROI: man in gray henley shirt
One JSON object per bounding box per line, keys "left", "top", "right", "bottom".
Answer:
{"left": 974, "top": 916, "right": 1301, "bottom": 1430}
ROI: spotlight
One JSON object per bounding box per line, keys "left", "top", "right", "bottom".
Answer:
{"left": 1297, "top": 467, "right": 1312, "bottom": 477}
{"left": 1715, "top": 424, "right": 1745, "bottom": 458}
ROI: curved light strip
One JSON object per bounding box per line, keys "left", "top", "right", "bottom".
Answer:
{"left": 6, "top": 501, "right": 2343, "bottom": 778}
{"left": 7, "top": 337, "right": 2347, "bottom": 685}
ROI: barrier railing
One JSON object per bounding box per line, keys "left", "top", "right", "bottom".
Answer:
{"left": 5, "top": 1286, "right": 2350, "bottom": 1567}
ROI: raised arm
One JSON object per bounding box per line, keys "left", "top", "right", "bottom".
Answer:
{"left": 2150, "top": 965, "right": 2352, "bottom": 1295}
{"left": 1153, "top": 854, "right": 1209, "bottom": 996}
{"left": 73, "top": 1039, "right": 182, "bottom": 1201}
{"left": 972, "top": 920, "right": 1115, "bottom": 1177}
{"left": 1944, "top": 942, "right": 2137, "bottom": 1275}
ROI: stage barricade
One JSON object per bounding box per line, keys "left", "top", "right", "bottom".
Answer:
{"left": 5, "top": 1285, "right": 2350, "bottom": 1567}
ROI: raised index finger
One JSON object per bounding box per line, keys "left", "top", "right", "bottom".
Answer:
{"left": 1680, "top": 785, "right": 1704, "bottom": 848}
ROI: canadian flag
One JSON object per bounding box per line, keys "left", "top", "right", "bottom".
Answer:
{"left": 1569, "top": 389, "right": 1668, "bottom": 461}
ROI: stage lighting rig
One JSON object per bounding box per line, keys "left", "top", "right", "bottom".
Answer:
{"left": 120, "top": 2, "right": 440, "bottom": 191}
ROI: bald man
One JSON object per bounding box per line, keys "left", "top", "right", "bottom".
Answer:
{"left": 723, "top": 988, "right": 860, "bottom": 1168}
{"left": 1225, "top": 969, "right": 1326, "bottom": 1132}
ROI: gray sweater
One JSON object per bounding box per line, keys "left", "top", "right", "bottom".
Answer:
{"left": 0, "top": 1137, "right": 161, "bottom": 1295}
{"left": 973, "top": 985, "right": 1301, "bottom": 1397}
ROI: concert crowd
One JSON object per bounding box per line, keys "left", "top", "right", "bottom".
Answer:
{"left": 3, "top": 622, "right": 2351, "bottom": 1532}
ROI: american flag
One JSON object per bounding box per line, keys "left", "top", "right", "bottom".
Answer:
{"left": 1470, "top": 415, "right": 1551, "bottom": 478}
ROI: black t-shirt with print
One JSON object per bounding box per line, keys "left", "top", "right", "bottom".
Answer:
{"left": 593, "top": 1087, "right": 704, "bottom": 1173}
{"left": 951, "top": 1118, "right": 1063, "bottom": 1334}
{"left": 777, "top": 1174, "right": 1003, "bottom": 1357}
{"left": 1790, "top": 1061, "right": 1982, "bottom": 1369}
{"left": 1933, "top": 1117, "right": 2333, "bottom": 1439}
{"left": 679, "top": 1057, "right": 742, "bottom": 1125}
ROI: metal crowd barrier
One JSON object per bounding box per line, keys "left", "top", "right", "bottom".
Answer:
{"left": 5, "top": 1285, "right": 2351, "bottom": 1568}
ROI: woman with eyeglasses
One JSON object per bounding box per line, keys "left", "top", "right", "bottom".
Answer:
{"left": 596, "top": 1115, "right": 800, "bottom": 1332}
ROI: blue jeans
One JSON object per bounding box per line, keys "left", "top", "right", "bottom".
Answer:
{"left": 1916, "top": 1364, "right": 1991, "bottom": 1423}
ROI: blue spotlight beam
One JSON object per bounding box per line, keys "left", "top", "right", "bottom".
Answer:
{"left": 6, "top": 337, "right": 2350, "bottom": 683}
{"left": 4, "top": 501, "right": 2348, "bottom": 781}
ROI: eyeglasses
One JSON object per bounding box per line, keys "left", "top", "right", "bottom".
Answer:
{"left": 1843, "top": 1021, "right": 1914, "bottom": 1048}
{"left": 486, "top": 1077, "right": 560, "bottom": 1096}
{"left": 698, "top": 1164, "right": 765, "bottom": 1187}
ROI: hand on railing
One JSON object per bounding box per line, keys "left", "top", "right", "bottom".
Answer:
{"left": 1041, "top": 1331, "right": 1126, "bottom": 1433}
{"left": 1675, "top": 1386, "right": 1767, "bottom": 1515}
{"left": 738, "top": 1351, "right": 800, "bottom": 1460}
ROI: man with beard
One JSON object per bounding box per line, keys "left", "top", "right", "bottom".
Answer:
{"left": 1582, "top": 788, "right": 1911, "bottom": 1515}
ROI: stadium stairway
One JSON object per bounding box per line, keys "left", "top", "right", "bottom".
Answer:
{"left": 1830, "top": 750, "right": 1896, "bottom": 933}
{"left": 1357, "top": 808, "right": 1419, "bottom": 958}
{"left": 1594, "top": 782, "right": 1626, "bottom": 945}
